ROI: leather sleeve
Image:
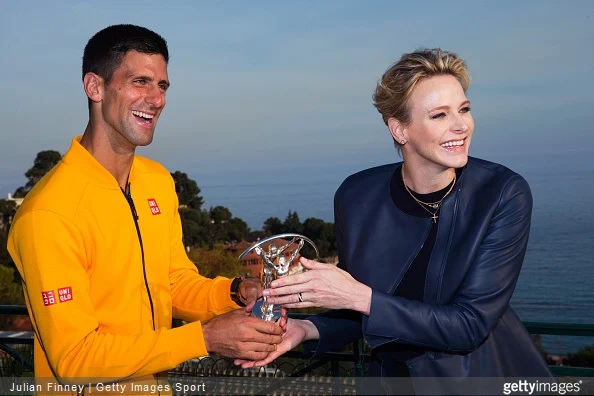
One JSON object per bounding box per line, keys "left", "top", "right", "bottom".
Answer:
{"left": 365, "top": 175, "right": 533, "bottom": 352}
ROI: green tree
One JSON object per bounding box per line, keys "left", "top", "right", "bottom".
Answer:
{"left": 246, "top": 230, "right": 267, "bottom": 241}
{"left": 564, "top": 346, "right": 594, "bottom": 368}
{"left": 186, "top": 246, "right": 244, "bottom": 278}
{"left": 283, "top": 211, "right": 303, "bottom": 234}
{"left": 302, "top": 217, "right": 336, "bottom": 258}
{"left": 226, "top": 217, "right": 250, "bottom": 242}
{"left": 0, "top": 199, "right": 17, "bottom": 271}
{"left": 14, "top": 150, "right": 62, "bottom": 198}
{"left": 0, "top": 265, "right": 26, "bottom": 332}
{"left": 0, "top": 199, "right": 17, "bottom": 218}
{"left": 179, "top": 208, "right": 210, "bottom": 248}
{"left": 0, "top": 233, "right": 15, "bottom": 271}
{"left": 0, "top": 199, "right": 17, "bottom": 233}
{"left": 171, "top": 171, "right": 204, "bottom": 210}
{"left": 209, "top": 206, "right": 232, "bottom": 223}
{"left": 205, "top": 207, "right": 250, "bottom": 246}
{"left": 263, "top": 217, "right": 284, "bottom": 235}
{"left": 0, "top": 265, "right": 24, "bottom": 305}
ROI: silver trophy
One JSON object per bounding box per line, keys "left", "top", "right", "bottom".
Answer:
{"left": 239, "top": 233, "right": 319, "bottom": 321}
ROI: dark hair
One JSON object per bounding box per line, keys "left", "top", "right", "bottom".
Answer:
{"left": 82, "top": 24, "right": 169, "bottom": 84}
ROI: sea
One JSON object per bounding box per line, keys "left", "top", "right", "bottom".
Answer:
{"left": 199, "top": 152, "right": 594, "bottom": 355}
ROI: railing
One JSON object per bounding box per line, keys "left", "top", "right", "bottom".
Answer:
{"left": 524, "top": 321, "right": 594, "bottom": 377}
{"left": 2, "top": 306, "right": 593, "bottom": 379}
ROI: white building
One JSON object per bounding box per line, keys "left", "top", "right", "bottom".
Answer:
{"left": 7, "top": 193, "right": 24, "bottom": 207}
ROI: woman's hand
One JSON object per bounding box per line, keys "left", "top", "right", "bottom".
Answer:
{"left": 262, "top": 257, "right": 372, "bottom": 315}
{"left": 234, "top": 318, "right": 318, "bottom": 369}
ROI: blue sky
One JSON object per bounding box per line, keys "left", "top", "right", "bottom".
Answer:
{"left": 1, "top": 1, "right": 593, "bottom": 196}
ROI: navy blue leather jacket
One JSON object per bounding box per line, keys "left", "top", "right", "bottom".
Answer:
{"left": 307, "top": 157, "right": 552, "bottom": 378}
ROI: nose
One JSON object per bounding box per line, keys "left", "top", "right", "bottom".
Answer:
{"left": 145, "top": 85, "right": 165, "bottom": 109}
{"left": 451, "top": 113, "right": 469, "bottom": 134}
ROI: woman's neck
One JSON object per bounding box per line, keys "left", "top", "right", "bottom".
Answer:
{"left": 401, "top": 161, "right": 456, "bottom": 194}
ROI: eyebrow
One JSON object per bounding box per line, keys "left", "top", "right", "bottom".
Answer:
{"left": 428, "top": 100, "right": 471, "bottom": 113}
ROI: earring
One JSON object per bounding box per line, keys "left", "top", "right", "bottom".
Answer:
{"left": 399, "top": 140, "right": 407, "bottom": 145}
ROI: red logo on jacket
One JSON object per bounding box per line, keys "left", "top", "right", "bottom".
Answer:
{"left": 147, "top": 198, "right": 161, "bottom": 215}
{"left": 42, "top": 290, "right": 56, "bottom": 306}
{"left": 58, "top": 287, "right": 73, "bottom": 303}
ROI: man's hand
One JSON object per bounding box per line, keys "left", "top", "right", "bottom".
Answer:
{"left": 239, "top": 277, "right": 261, "bottom": 306}
{"left": 243, "top": 300, "right": 288, "bottom": 333}
{"left": 202, "top": 308, "right": 282, "bottom": 361}
{"left": 234, "top": 318, "right": 318, "bottom": 368}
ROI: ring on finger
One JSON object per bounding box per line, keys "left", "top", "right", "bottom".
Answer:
{"left": 297, "top": 292, "right": 303, "bottom": 303}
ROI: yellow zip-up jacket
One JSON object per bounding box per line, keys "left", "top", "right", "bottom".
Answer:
{"left": 8, "top": 136, "right": 240, "bottom": 383}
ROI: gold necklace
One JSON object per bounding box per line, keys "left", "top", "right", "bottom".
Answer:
{"left": 401, "top": 166, "right": 456, "bottom": 223}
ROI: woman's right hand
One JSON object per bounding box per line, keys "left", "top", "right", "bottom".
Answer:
{"left": 234, "top": 318, "right": 319, "bottom": 369}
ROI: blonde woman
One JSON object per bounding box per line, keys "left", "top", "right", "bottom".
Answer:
{"left": 242, "top": 49, "right": 553, "bottom": 391}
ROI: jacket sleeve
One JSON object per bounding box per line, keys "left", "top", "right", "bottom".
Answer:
{"left": 167, "top": 178, "right": 239, "bottom": 324}
{"left": 8, "top": 210, "right": 207, "bottom": 381}
{"left": 365, "top": 175, "right": 533, "bottom": 352}
{"left": 304, "top": 185, "right": 363, "bottom": 355}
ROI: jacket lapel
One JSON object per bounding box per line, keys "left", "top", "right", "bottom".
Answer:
{"left": 424, "top": 186, "right": 461, "bottom": 304}
{"left": 344, "top": 196, "right": 432, "bottom": 293}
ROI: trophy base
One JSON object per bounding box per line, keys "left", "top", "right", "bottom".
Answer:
{"left": 251, "top": 299, "right": 281, "bottom": 322}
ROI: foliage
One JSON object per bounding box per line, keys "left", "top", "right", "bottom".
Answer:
{"left": 224, "top": 217, "right": 250, "bottom": 242}
{"left": 13, "top": 150, "right": 62, "bottom": 198}
{"left": 246, "top": 230, "right": 267, "bottom": 241}
{"left": 263, "top": 211, "right": 337, "bottom": 259}
{"left": 179, "top": 207, "right": 211, "bottom": 247}
{"left": 302, "top": 217, "right": 337, "bottom": 259}
{"left": 283, "top": 211, "right": 303, "bottom": 234}
{"left": 171, "top": 171, "right": 204, "bottom": 210}
{"left": 179, "top": 206, "right": 251, "bottom": 249}
{"left": 564, "top": 346, "right": 594, "bottom": 368}
{"left": 263, "top": 217, "right": 283, "bottom": 235}
{"left": 186, "top": 246, "right": 245, "bottom": 278}
{"left": 210, "top": 206, "right": 232, "bottom": 223}
{"left": 0, "top": 199, "right": 17, "bottom": 217}
{"left": 0, "top": 233, "right": 12, "bottom": 264}
{"left": 0, "top": 265, "right": 24, "bottom": 305}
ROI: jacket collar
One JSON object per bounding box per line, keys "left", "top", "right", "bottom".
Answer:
{"left": 62, "top": 136, "right": 137, "bottom": 190}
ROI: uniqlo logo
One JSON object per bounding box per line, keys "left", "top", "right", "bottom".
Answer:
{"left": 42, "top": 290, "right": 56, "bottom": 306}
{"left": 147, "top": 198, "right": 161, "bottom": 215}
{"left": 58, "top": 287, "right": 73, "bottom": 303}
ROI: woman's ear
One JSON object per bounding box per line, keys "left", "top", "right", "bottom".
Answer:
{"left": 83, "top": 72, "right": 103, "bottom": 104}
{"left": 388, "top": 118, "right": 407, "bottom": 145}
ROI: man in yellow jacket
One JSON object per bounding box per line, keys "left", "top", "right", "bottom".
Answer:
{"left": 7, "top": 24, "right": 283, "bottom": 387}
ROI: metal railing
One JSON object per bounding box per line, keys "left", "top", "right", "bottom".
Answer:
{"left": 2, "top": 306, "right": 593, "bottom": 379}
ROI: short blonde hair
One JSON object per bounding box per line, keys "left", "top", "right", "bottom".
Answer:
{"left": 373, "top": 48, "right": 470, "bottom": 129}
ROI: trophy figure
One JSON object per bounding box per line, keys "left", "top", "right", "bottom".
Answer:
{"left": 239, "top": 233, "right": 319, "bottom": 321}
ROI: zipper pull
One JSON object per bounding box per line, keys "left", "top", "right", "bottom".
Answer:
{"left": 126, "top": 183, "right": 139, "bottom": 221}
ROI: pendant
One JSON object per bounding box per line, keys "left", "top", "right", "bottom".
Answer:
{"left": 432, "top": 214, "right": 438, "bottom": 223}
{"left": 428, "top": 203, "right": 439, "bottom": 209}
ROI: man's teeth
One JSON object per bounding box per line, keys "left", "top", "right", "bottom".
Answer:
{"left": 441, "top": 140, "right": 464, "bottom": 147}
{"left": 132, "top": 110, "right": 154, "bottom": 120}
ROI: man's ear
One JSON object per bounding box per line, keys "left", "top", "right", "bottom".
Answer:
{"left": 388, "top": 118, "right": 407, "bottom": 145}
{"left": 83, "top": 72, "right": 103, "bottom": 104}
